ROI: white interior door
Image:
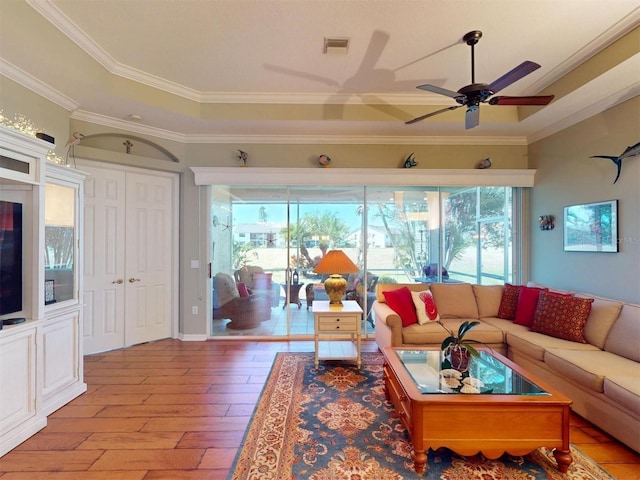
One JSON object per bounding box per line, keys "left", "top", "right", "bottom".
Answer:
{"left": 83, "top": 166, "right": 126, "bottom": 354}
{"left": 81, "top": 162, "right": 176, "bottom": 354}
{"left": 124, "top": 172, "right": 173, "bottom": 345}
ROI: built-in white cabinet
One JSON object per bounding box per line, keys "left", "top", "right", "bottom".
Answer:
{"left": 0, "top": 126, "right": 87, "bottom": 456}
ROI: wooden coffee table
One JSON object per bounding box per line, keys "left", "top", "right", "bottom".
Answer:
{"left": 382, "top": 347, "right": 573, "bottom": 474}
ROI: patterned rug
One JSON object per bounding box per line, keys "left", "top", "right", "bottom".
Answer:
{"left": 229, "top": 352, "right": 615, "bottom": 479}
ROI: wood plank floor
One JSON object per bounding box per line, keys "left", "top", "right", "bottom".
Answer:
{"left": 0, "top": 339, "right": 638, "bottom": 479}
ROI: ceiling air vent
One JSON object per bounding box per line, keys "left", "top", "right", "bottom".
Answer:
{"left": 323, "top": 38, "right": 349, "bottom": 55}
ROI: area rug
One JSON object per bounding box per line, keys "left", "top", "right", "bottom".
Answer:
{"left": 228, "top": 352, "right": 615, "bottom": 479}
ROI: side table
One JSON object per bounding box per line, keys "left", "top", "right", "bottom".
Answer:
{"left": 281, "top": 282, "right": 303, "bottom": 309}
{"left": 312, "top": 300, "right": 363, "bottom": 368}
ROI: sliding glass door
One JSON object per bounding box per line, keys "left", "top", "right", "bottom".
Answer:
{"left": 210, "top": 184, "right": 516, "bottom": 338}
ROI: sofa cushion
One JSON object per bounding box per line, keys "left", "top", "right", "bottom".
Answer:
{"left": 531, "top": 291, "right": 593, "bottom": 343}
{"left": 514, "top": 286, "right": 547, "bottom": 326}
{"left": 604, "top": 303, "right": 640, "bottom": 362}
{"left": 429, "top": 283, "right": 479, "bottom": 319}
{"left": 544, "top": 348, "right": 639, "bottom": 394}
{"left": 497, "top": 283, "right": 522, "bottom": 319}
{"left": 604, "top": 375, "right": 640, "bottom": 417}
{"left": 253, "top": 272, "right": 273, "bottom": 290}
{"left": 481, "top": 316, "right": 530, "bottom": 336}
{"left": 376, "top": 283, "right": 427, "bottom": 303}
{"left": 401, "top": 319, "right": 504, "bottom": 346}
{"left": 472, "top": 285, "right": 504, "bottom": 318}
{"left": 411, "top": 290, "right": 439, "bottom": 324}
{"left": 579, "top": 296, "right": 623, "bottom": 349}
{"left": 212, "top": 272, "right": 240, "bottom": 308}
{"left": 506, "top": 330, "right": 598, "bottom": 362}
{"left": 383, "top": 286, "right": 418, "bottom": 327}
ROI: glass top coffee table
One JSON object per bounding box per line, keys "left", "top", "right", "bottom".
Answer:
{"left": 382, "top": 347, "right": 573, "bottom": 474}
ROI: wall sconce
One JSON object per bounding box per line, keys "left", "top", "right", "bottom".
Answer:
{"left": 539, "top": 215, "right": 554, "bottom": 230}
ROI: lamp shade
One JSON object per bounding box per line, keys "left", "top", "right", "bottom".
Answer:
{"left": 313, "top": 250, "right": 359, "bottom": 305}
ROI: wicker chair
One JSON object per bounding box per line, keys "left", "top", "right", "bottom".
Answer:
{"left": 234, "top": 265, "right": 280, "bottom": 307}
{"left": 212, "top": 272, "right": 270, "bottom": 329}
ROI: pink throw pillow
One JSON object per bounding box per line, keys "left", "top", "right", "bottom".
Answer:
{"left": 253, "top": 273, "right": 272, "bottom": 290}
{"left": 383, "top": 287, "right": 418, "bottom": 327}
{"left": 497, "top": 283, "right": 522, "bottom": 320}
{"left": 419, "top": 290, "right": 440, "bottom": 322}
{"left": 237, "top": 282, "right": 249, "bottom": 297}
{"left": 513, "top": 286, "right": 548, "bottom": 326}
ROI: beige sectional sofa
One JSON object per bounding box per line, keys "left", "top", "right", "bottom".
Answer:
{"left": 373, "top": 282, "right": 640, "bottom": 452}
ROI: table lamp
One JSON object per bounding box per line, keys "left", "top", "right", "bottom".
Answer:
{"left": 312, "top": 250, "right": 359, "bottom": 305}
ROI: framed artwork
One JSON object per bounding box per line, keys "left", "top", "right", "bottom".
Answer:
{"left": 44, "top": 279, "right": 56, "bottom": 305}
{"left": 564, "top": 200, "right": 618, "bottom": 252}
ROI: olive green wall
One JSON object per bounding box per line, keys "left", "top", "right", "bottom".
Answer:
{"left": 528, "top": 97, "right": 639, "bottom": 303}
{"left": 3, "top": 75, "right": 637, "bottom": 337}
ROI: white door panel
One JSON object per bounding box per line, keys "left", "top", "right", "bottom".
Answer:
{"left": 82, "top": 167, "right": 126, "bottom": 354}
{"left": 82, "top": 164, "right": 175, "bottom": 354}
{"left": 124, "top": 173, "right": 173, "bottom": 345}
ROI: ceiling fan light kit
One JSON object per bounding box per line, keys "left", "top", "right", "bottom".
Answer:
{"left": 406, "top": 30, "right": 554, "bottom": 129}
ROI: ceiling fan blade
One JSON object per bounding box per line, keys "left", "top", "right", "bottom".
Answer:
{"left": 488, "top": 95, "right": 555, "bottom": 106}
{"left": 417, "top": 84, "right": 464, "bottom": 100}
{"left": 465, "top": 106, "right": 480, "bottom": 129}
{"left": 405, "top": 105, "right": 461, "bottom": 125}
{"left": 487, "top": 61, "right": 541, "bottom": 94}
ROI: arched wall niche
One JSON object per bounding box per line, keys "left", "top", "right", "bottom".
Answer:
{"left": 79, "top": 133, "right": 180, "bottom": 163}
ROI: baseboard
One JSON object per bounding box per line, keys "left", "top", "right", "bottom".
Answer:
{"left": 178, "top": 332, "right": 208, "bottom": 342}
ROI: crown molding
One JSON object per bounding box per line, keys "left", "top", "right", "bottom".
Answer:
{"left": 526, "top": 53, "right": 640, "bottom": 143}
{"left": 0, "top": 59, "right": 79, "bottom": 112}
{"left": 25, "top": 1, "right": 446, "bottom": 106}
{"left": 71, "top": 110, "right": 527, "bottom": 146}
{"left": 184, "top": 134, "right": 527, "bottom": 146}
{"left": 524, "top": 6, "right": 640, "bottom": 95}
{"left": 70, "top": 110, "right": 187, "bottom": 142}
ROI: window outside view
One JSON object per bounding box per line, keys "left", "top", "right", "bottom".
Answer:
{"left": 211, "top": 185, "right": 515, "bottom": 337}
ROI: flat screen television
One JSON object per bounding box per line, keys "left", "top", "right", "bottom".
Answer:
{"left": 0, "top": 200, "right": 23, "bottom": 316}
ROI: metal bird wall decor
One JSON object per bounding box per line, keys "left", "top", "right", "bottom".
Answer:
{"left": 403, "top": 153, "right": 418, "bottom": 168}
{"left": 590, "top": 141, "right": 640, "bottom": 184}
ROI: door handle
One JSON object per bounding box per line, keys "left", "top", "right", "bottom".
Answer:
{"left": 112, "top": 278, "right": 123, "bottom": 284}
{"left": 128, "top": 278, "right": 141, "bottom": 283}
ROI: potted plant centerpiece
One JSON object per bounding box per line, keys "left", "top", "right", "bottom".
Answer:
{"left": 440, "top": 320, "right": 481, "bottom": 373}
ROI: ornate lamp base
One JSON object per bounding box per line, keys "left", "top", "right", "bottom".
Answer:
{"left": 324, "top": 274, "right": 347, "bottom": 305}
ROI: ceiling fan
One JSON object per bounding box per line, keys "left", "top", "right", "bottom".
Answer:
{"left": 406, "top": 30, "right": 554, "bottom": 129}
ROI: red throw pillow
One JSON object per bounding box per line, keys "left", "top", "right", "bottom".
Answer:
{"left": 497, "top": 283, "right": 522, "bottom": 320}
{"left": 383, "top": 287, "right": 418, "bottom": 327}
{"left": 513, "top": 286, "right": 548, "bottom": 326}
{"left": 237, "top": 282, "right": 249, "bottom": 297}
{"left": 531, "top": 291, "right": 594, "bottom": 343}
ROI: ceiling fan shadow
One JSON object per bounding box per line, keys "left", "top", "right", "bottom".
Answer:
{"left": 263, "top": 29, "right": 442, "bottom": 121}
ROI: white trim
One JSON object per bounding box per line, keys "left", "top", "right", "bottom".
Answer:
{"left": 185, "top": 134, "right": 528, "bottom": 146}
{"left": 178, "top": 333, "right": 209, "bottom": 342}
{"left": 0, "top": 59, "right": 80, "bottom": 112}
{"left": 75, "top": 158, "right": 180, "bottom": 343}
{"left": 70, "top": 110, "right": 528, "bottom": 146}
{"left": 191, "top": 167, "right": 536, "bottom": 187}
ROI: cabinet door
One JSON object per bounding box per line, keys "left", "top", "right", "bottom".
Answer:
{"left": 41, "top": 311, "right": 84, "bottom": 415}
{"left": 0, "top": 327, "right": 37, "bottom": 435}
{"left": 44, "top": 180, "right": 78, "bottom": 306}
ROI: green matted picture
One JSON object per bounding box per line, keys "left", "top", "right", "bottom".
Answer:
{"left": 563, "top": 200, "right": 618, "bottom": 252}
